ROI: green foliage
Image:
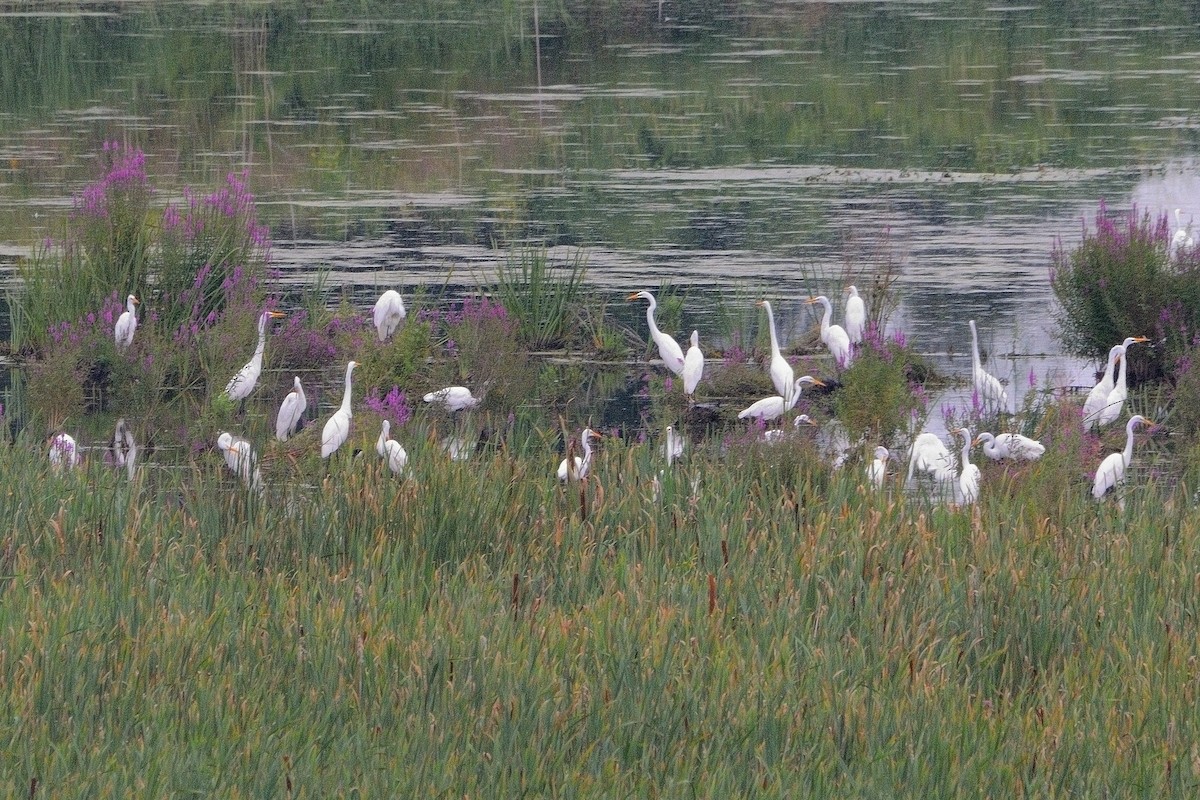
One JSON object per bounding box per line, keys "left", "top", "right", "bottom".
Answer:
{"left": 1052, "top": 203, "right": 1200, "bottom": 383}
{"left": 490, "top": 245, "right": 588, "bottom": 350}
{"left": 833, "top": 337, "right": 929, "bottom": 448}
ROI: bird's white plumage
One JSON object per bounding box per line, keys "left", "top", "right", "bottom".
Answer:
{"left": 557, "top": 428, "right": 600, "bottom": 482}
{"left": 276, "top": 376, "right": 307, "bottom": 441}
{"left": 867, "top": 445, "right": 889, "bottom": 488}
{"left": 114, "top": 294, "right": 139, "bottom": 352}
{"left": 975, "top": 431, "right": 1044, "bottom": 461}
{"left": 762, "top": 414, "right": 814, "bottom": 443}
{"left": 968, "top": 319, "right": 1007, "bottom": 413}
{"left": 682, "top": 330, "right": 704, "bottom": 398}
{"left": 738, "top": 376, "right": 822, "bottom": 423}
{"left": 321, "top": 360, "right": 358, "bottom": 459}
{"left": 662, "top": 425, "right": 684, "bottom": 466}
{"left": 1092, "top": 415, "right": 1151, "bottom": 501}
{"left": 1172, "top": 209, "right": 1194, "bottom": 254}
{"left": 423, "top": 386, "right": 483, "bottom": 413}
{"left": 808, "top": 295, "right": 852, "bottom": 367}
{"left": 630, "top": 291, "right": 685, "bottom": 376}
{"left": 217, "top": 431, "right": 262, "bottom": 491}
{"left": 1082, "top": 344, "right": 1123, "bottom": 431}
{"left": 112, "top": 418, "right": 137, "bottom": 480}
{"left": 759, "top": 300, "right": 795, "bottom": 402}
{"left": 49, "top": 433, "right": 79, "bottom": 471}
{"left": 907, "top": 432, "right": 955, "bottom": 483}
{"left": 224, "top": 310, "right": 284, "bottom": 402}
{"left": 957, "top": 427, "right": 981, "bottom": 505}
{"left": 376, "top": 419, "right": 408, "bottom": 475}
{"left": 844, "top": 285, "right": 866, "bottom": 345}
{"left": 373, "top": 290, "right": 406, "bottom": 342}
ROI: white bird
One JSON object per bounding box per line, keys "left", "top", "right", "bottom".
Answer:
{"left": 223, "top": 310, "right": 286, "bottom": 402}
{"left": 321, "top": 360, "right": 359, "bottom": 459}
{"left": 1172, "top": 209, "right": 1193, "bottom": 253}
{"left": 758, "top": 300, "right": 794, "bottom": 402}
{"left": 629, "top": 291, "right": 685, "bottom": 376}
{"left": 806, "top": 295, "right": 853, "bottom": 367}
{"left": 957, "top": 427, "right": 981, "bottom": 505}
{"left": 1083, "top": 336, "right": 1148, "bottom": 430}
{"left": 423, "top": 385, "right": 483, "bottom": 413}
{"left": 662, "top": 425, "right": 684, "bottom": 466}
{"left": 275, "top": 376, "right": 307, "bottom": 442}
{"left": 867, "top": 445, "right": 889, "bottom": 488}
{"left": 557, "top": 428, "right": 601, "bottom": 482}
{"left": 49, "top": 432, "right": 80, "bottom": 471}
{"left": 112, "top": 418, "right": 137, "bottom": 480}
{"left": 1092, "top": 414, "right": 1152, "bottom": 501}
{"left": 373, "top": 289, "right": 406, "bottom": 342}
{"left": 974, "top": 431, "right": 1045, "bottom": 462}
{"left": 217, "top": 431, "right": 263, "bottom": 492}
{"left": 376, "top": 420, "right": 408, "bottom": 476}
{"left": 844, "top": 285, "right": 866, "bottom": 345}
{"left": 907, "top": 432, "right": 955, "bottom": 483}
{"left": 114, "top": 294, "right": 139, "bottom": 352}
{"left": 817, "top": 418, "right": 854, "bottom": 469}
{"left": 682, "top": 330, "right": 704, "bottom": 399}
{"left": 763, "top": 414, "right": 815, "bottom": 443}
{"left": 738, "top": 376, "right": 825, "bottom": 424}
{"left": 1097, "top": 337, "right": 1151, "bottom": 428}
{"left": 968, "top": 319, "right": 1007, "bottom": 413}
{"left": 441, "top": 436, "right": 472, "bottom": 461}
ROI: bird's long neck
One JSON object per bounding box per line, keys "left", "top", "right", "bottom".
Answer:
{"left": 253, "top": 317, "right": 269, "bottom": 361}
{"left": 819, "top": 299, "right": 832, "bottom": 334}
{"left": 970, "top": 325, "right": 983, "bottom": 372}
{"left": 340, "top": 367, "right": 355, "bottom": 414}
{"left": 127, "top": 298, "right": 137, "bottom": 315}
{"left": 764, "top": 303, "right": 781, "bottom": 355}
{"left": 580, "top": 433, "right": 593, "bottom": 464}
{"left": 644, "top": 300, "right": 660, "bottom": 336}
{"left": 1114, "top": 354, "right": 1128, "bottom": 393}
{"left": 787, "top": 381, "right": 803, "bottom": 411}
{"left": 1102, "top": 350, "right": 1118, "bottom": 383}
{"left": 960, "top": 435, "right": 972, "bottom": 466}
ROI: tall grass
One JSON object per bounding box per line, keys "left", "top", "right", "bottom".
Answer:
{"left": 1, "top": 418, "right": 1197, "bottom": 797}
{"left": 489, "top": 245, "right": 588, "bottom": 350}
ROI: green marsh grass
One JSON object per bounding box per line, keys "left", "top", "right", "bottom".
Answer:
{"left": 2, "top": 420, "right": 1200, "bottom": 796}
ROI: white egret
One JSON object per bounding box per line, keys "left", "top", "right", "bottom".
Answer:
{"left": 844, "top": 285, "right": 866, "bottom": 345}
{"left": 557, "top": 428, "right": 601, "bottom": 482}
{"left": 321, "top": 360, "right": 359, "bottom": 459}
{"left": 1083, "top": 336, "right": 1148, "bottom": 430}
{"left": 682, "top": 330, "right": 704, "bottom": 399}
{"left": 817, "top": 418, "right": 854, "bottom": 469}
{"left": 662, "top": 425, "right": 684, "bottom": 466}
{"left": 973, "top": 431, "right": 1045, "bottom": 461}
{"left": 968, "top": 319, "right": 1007, "bottom": 413}
{"left": 373, "top": 289, "right": 407, "bottom": 342}
{"left": 223, "top": 310, "right": 286, "bottom": 402}
{"left": 1172, "top": 209, "right": 1193, "bottom": 253}
{"left": 217, "top": 431, "right": 262, "bottom": 492}
{"left": 1097, "top": 337, "right": 1151, "bottom": 428}
{"left": 112, "top": 418, "right": 137, "bottom": 480}
{"left": 49, "top": 432, "right": 79, "bottom": 471}
{"left": 1092, "top": 414, "right": 1152, "bottom": 501}
{"left": 423, "top": 385, "right": 483, "bottom": 413}
{"left": 805, "top": 295, "right": 853, "bottom": 367}
{"left": 906, "top": 432, "right": 955, "bottom": 483}
{"left": 114, "top": 294, "right": 139, "bottom": 352}
{"left": 867, "top": 446, "right": 889, "bottom": 488}
{"left": 762, "top": 414, "right": 815, "bottom": 443}
{"left": 957, "top": 427, "right": 981, "bottom": 505}
{"left": 441, "top": 436, "right": 472, "bottom": 461}
{"left": 738, "top": 376, "right": 825, "bottom": 424}
{"left": 376, "top": 420, "right": 408, "bottom": 476}
{"left": 275, "top": 376, "right": 307, "bottom": 442}
{"left": 629, "top": 291, "right": 685, "bottom": 376}
{"left": 758, "top": 300, "right": 794, "bottom": 402}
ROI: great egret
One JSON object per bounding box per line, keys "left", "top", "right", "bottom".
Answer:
{"left": 762, "top": 413, "right": 815, "bottom": 443}
{"left": 557, "top": 428, "right": 601, "bottom": 482}
{"left": 114, "top": 294, "right": 139, "bottom": 352}
{"left": 373, "top": 289, "right": 407, "bottom": 342}
{"left": 758, "top": 300, "right": 794, "bottom": 402}
{"left": 738, "top": 376, "right": 825, "bottom": 423}
{"left": 1092, "top": 414, "right": 1152, "bottom": 501}
{"left": 423, "top": 385, "right": 483, "bottom": 413}
{"left": 662, "top": 425, "right": 684, "bottom": 466}
{"left": 973, "top": 431, "right": 1045, "bottom": 461}
{"left": 682, "top": 331, "right": 704, "bottom": 399}
{"left": 217, "top": 431, "right": 262, "bottom": 492}
{"left": 867, "top": 445, "right": 889, "bottom": 488}
{"left": 844, "top": 285, "right": 866, "bottom": 345}
{"left": 1097, "top": 337, "right": 1151, "bottom": 428}
{"left": 275, "top": 376, "right": 307, "bottom": 442}
{"left": 1172, "top": 209, "right": 1193, "bottom": 253}
{"left": 49, "top": 432, "right": 79, "bottom": 471}
{"left": 816, "top": 418, "right": 854, "bottom": 469}
{"left": 629, "top": 291, "right": 685, "bottom": 376}
{"left": 321, "top": 360, "right": 359, "bottom": 459}
{"left": 805, "top": 295, "right": 853, "bottom": 367}
{"left": 907, "top": 432, "right": 955, "bottom": 483}
{"left": 376, "top": 420, "right": 408, "bottom": 475}
{"left": 441, "top": 436, "right": 472, "bottom": 461}
{"left": 957, "top": 427, "right": 980, "bottom": 505}
{"left": 1083, "top": 336, "right": 1148, "bottom": 430}
{"left": 112, "top": 418, "right": 137, "bottom": 480}
{"left": 223, "top": 310, "right": 286, "bottom": 402}
{"left": 968, "top": 319, "right": 1006, "bottom": 413}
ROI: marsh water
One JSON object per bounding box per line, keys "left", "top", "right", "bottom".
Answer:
{"left": 3, "top": 1, "right": 1200, "bottom": 437}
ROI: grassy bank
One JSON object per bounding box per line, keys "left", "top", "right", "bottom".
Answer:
{"left": 2, "top": 420, "right": 1198, "bottom": 797}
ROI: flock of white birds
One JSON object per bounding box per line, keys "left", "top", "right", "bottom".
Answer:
{"left": 42, "top": 281, "right": 1157, "bottom": 505}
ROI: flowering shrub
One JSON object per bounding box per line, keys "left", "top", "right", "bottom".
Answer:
{"left": 833, "top": 324, "right": 930, "bottom": 448}
{"left": 1052, "top": 201, "right": 1200, "bottom": 383}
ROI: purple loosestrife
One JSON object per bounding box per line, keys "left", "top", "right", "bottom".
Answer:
{"left": 364, "top": 386, "right": 412, "bottom": 427}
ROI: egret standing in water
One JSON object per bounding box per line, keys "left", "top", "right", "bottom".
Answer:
{"left": 758, "top": 300, "right": 794, "bottom": 402}
{"left": 844, "top": 285, "right": 866, "bottom": 345}
{"left": 321, "top": 361, "right": 359, "bottom": 459}
{"left": 112, "top": 418, "right": 137, "bottom": 480}
{"left": 973, "top": 431, "right": 1045, "bottom": 462}
{"left": 275, "top": 376, "right": 307, "bottom": 442}
{"left": 423, "top": 385, "right": 484, "bottom": 414}
{"left": 956, "top": 427, "right": 981, "bottom": 506}
{"left": 1092, "top": 415, "right": 1153, "bottom": 502}
{"left": 223, "top": 310, "right": 286, "bottom": 403}
{"left": 968, "top": 319, "right": 1006, "bottom": 414}
{"left": 376, "top": 419, "right": 408, "bottom": 476}
{"left": 629, "top": 291, "right": 685, "bottom": 376}
{"left": 805, "top": 295, "right": 852, "bottom": 368}
{"left": 373, "top": 289, "right": 406, "bottom": 342}
{"left": 738, "top": 376, "right": 824, "bottom": 424}
{"left": 682, "top": 331, "right": 704, "bottom": 401}
{"left": 558, "top": 428, "right": 601, "bottom": 482}
{"left": 115, "top": 294, "right": 140, "bottom": 352}
{"left": 1083, "top": 336, "right": 1148, "bottom": 431}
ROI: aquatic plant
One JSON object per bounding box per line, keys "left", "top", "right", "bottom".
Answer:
{"left": 833, "top": 324, "right": 929, "bottom": 448}
{"left": 489, "top": 245, "right": 588, "bottom": 350}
